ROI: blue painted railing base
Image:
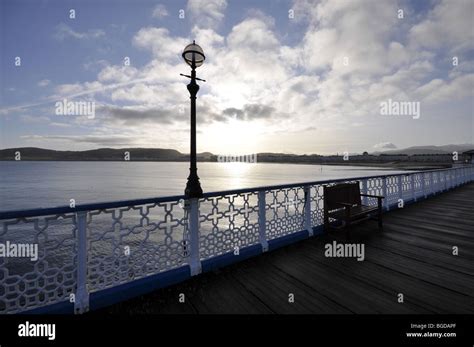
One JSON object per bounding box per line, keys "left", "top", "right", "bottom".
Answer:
{"left": 201, "top": 244, "right": 263, "bottom": 273}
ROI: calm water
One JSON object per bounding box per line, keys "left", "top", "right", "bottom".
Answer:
{"left": 0, "top": 161, "right": 409, "bottom": 211}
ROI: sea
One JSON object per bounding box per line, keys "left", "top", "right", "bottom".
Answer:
{"left": 0, "top": 161, "right": 409, "bottom": 211}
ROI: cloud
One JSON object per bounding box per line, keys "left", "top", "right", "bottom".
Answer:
{"left": 21, "top": 135, "right": 136, "bottom": 146}
{"left": 98, "top": 65, "right": 139, "bottom": 83}
{"left": 83, "top": 59, "right": 109, "bottom": 71}
{"left": 152, "top": 4, "right": 169, "bottom": 19}
{"left": 415, "top": 73, "right": 474, "bottom": 103}
{"left": 222, "top": 107, "right": 243, "bottom": 119}
{"left": 20, "top": 115, "right": 50, "bottom": 123}
{"left": 53, "top": 23, "right": 105, "bottom": 40}
{"left": 191, "top": 26, "right": 224, "bottom": 56}
{"left": 409, "top": 0, "right": 474, "bottom": 53}
{"left": 37, "top": 79, "right": 51, "bottom": 87}
{"left": 222, "top": 104, "right": 276, "bottom": 120}
{"left": 100, "top": 105, "right": 185, "bottom": 125}
{"left": 227, "top": 16, "right": 279, "bottom": 52}
{"left": 373, "top": 142, "right": 397, "bottom": 149}
{"left": 49, "top": 122, "right": 72, "bottom": 128}
{"left": 298, "top": 0, "right": 402, "bottom": 76}
{"left": 133, "top": 27, "right": 188, "bottom": 60}
{"left": 187, "top": 0, "right": 227, "bottom": 29}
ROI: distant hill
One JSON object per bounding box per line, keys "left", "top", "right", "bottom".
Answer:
{"left": 1, "top": 145, "right": 472, "bottom": 168}
{"left": 0, "top": 147, "right": 189, "bottom": 161}
{"left": 373, "top": 144, "right": 474, "bottom": 156}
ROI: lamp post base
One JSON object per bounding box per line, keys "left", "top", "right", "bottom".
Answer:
{"left": 185, "top": 172, "right": 203, "bottom": 198}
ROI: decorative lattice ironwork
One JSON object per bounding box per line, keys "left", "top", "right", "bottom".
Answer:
{"left": 87, "top": 201, "right": 187, "bottom": 292}
{"left": 310, "top": 185, "right": 324, "bottom": 227}
{"left": 265, "top": 187, "right": 306, "bottom": 240}
{"left": 0, "top": 214, "right": 77, "bottom": 314}
{"left": 1, "top": 167, "right": 472, "bottom": 314}
{"left": 198, "top": 192, "right": 259, "bottom": 260}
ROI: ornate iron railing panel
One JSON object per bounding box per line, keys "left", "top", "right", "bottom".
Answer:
{"left": 309, "top": 184, "right": 324, "bottom": 227}
{"left": 0, "top": 166, "right": 472, "bottom": 314}
{"left": 198, "top": 192, "right": 260, "bottom": 260}
{"left": 86, "top": 200, "right": 188, "bottom": 293}
{"left": 0, "top": 214, "right": 77, "bottom": 314}
{"left": 265, "top": 186, "right": 306, "bottom": 240}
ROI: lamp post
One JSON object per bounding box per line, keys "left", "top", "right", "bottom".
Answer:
{"left": 181, "top": 41, "right": 205, "bottom": 198}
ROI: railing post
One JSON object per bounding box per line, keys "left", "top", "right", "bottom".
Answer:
{"left": 304, "top": 186, "right": 313, "bottom": 237}
{"left": 258, "top": 190, "right": 269, "bottom": 252}
{"left": 439, "top": 171, "right": 449, "bottom": 192}
{"left": 429, "top": 172, "right": 433, "bottom": 195}
{"left": 361, "top": 179, "right": 368, "bottom": 206}
{"left": 75, "top": 211, "right": 89, "bottom": 314}
{"left": 382, "top": 177, "right": 388, "bottom": 210}
{"left": 188, "top": 198, "right": 201, "bottom": 276}
{"left": 421, "top": 172, "right": 426, "bottom": 199}
{"left": 437, "top": 171, "right": 441, "bottom": 193}
{"left": 411, "top": 174, "right": 416, "bottom": 202}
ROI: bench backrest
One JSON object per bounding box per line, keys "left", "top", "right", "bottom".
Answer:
{"left": 323, "top": 182, "right": 361, "bottom": 210}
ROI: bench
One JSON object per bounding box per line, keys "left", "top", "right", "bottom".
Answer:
{"left": 323, "top": 182, "right": 384, "bottom": 238}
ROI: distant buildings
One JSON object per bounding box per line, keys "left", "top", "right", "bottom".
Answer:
{"left": 462, "top": 150, "right": 474, "bottom": 164}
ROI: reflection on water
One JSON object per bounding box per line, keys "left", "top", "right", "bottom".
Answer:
{"left": 0, "top": 161, "right": 408, "bottom": 210}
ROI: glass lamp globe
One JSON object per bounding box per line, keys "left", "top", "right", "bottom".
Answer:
{"left": 182, "top": 41, "right": 205, "bottom": 68}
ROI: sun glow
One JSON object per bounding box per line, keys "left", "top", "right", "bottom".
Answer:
{"left": 215, "top": 161, "right": 255, "bottom": 189}
{"left": 203, "top": 116, "right": 262, "bottom": 155}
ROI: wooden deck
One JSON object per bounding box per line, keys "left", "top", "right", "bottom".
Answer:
{"left": 97, "top": 183, "right": 474, "bottom": 314}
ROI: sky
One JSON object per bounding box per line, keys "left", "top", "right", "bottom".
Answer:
{"left": 0, "top": 0, "right": 473, "bottom": 155}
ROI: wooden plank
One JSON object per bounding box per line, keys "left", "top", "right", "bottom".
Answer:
{"left": 391, "top": 207, "right": 474, "bottom": 224}
{"left": 231, "top": 255, "right": 350, "bottom": 314}
{"left": 186, "top": 271, "right": 274, "bottom": 314}
{"left": 385, "top": 213, "right": 474, "bottom": 235}
{"left": 382, "top": 223, "right": 474, "bottom": 249}
{"left": 363, "top": 236, "right": 474, "bottom": 276}
{"left": 362, "top": 245, "right": 474, "bottom": 297}
{"left": 268, "top": 240, "right": 421, "bottom": 313}
{"left": 303, "top": 240, "right": 473, "bottom": 313}
{"left": 378, "top": 230, "right": 474, "bottom": 261}
{"left": 387, "top": 217, "right": 474, "bottom": 239}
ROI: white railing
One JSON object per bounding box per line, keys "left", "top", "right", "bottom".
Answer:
{"left": 0, "top": 166, "right": 472, "bottom": 314}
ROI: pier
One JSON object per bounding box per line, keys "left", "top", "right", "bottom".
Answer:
{"left": 102, "top": 181, "right": 474, "bottom": 314}
{"left": 0, "top": 166, "right": 473, "bottom": 314}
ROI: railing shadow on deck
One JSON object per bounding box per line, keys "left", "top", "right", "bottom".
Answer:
{"left": 0, "top": 166, "right": 473, "bottom": 314}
